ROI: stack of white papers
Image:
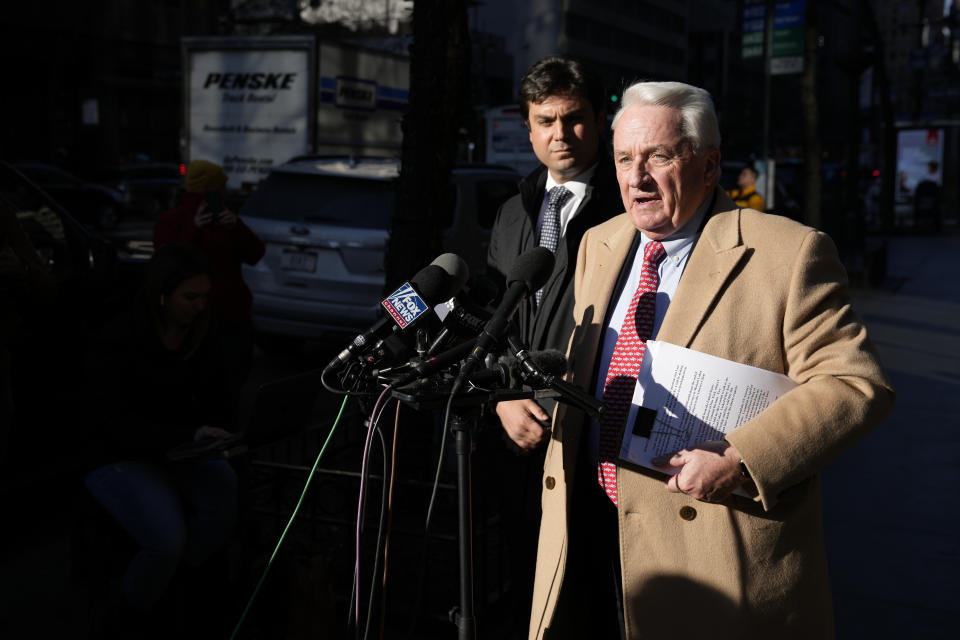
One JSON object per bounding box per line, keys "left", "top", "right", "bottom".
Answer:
{"left": 618, "top": 340, "right": 797, "bottom": 475}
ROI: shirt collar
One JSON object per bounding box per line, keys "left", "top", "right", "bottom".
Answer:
{"left": 639, "top": 191, "right": 712, "bottom": 260}
{"left": 545, "top": 163, "right": 596, "bottom": 201}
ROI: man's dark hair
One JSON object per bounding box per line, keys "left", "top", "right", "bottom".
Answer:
{"left": 518, "top": 56, "right": 604, "bottom": 124}
{"left": 140, "top": 241, "right": 214, "bottom": 355}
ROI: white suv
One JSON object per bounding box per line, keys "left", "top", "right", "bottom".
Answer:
{"left": 239, "top": 157, "right": 519, "bottom": 338}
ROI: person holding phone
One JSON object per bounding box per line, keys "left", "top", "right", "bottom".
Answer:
{"left": 153, "top": 160, "right": 265, "bottom": 398}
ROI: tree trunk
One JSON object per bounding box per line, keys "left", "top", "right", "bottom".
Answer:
{"left": 384, "top": 0, "right": 470, "bottom": 293}
{"left": 801, "top": 2, "right": 822, "bottom": 229}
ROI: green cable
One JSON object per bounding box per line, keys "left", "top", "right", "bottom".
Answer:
{"left": 230, "top": 393, "right": 351, "bottom": 640}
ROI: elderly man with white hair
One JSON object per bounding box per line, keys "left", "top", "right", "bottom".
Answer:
{"left": 527, "top": 80, "right": 894, "bottom": 640}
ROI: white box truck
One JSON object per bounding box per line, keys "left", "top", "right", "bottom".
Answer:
{"left": 182, "top": 36, "right": 409, "bottom": 191}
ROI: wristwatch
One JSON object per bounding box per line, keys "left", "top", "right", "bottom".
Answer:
{"left": 738, "top": 459, "right": 751, "bottom": 480}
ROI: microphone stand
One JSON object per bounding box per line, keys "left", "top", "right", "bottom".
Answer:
{"left": 390, "top": 382, "right": 554, "bottom": 640}
{"left": 450, "top": 408, "right": 475, "bottom": 639}
{"left": 384, "top": 327, "right": 604, "bottom": 640}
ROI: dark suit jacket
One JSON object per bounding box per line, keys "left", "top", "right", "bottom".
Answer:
{"left": 486, "top": 151, "right": 621, "bottom": 354}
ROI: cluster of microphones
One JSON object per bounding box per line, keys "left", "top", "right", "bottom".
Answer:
{"left": 322, "top": 246, "right": 604, "bottom": 417}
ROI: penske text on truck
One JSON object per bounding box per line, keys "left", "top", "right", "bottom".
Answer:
{"left": 182, "top": 36, "right": 409, "bottom": 191}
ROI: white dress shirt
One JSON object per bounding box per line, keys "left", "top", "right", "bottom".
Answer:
{"left": 538, "top": 164, "right": 597, "bottom": 240}
{"left": 585, "top": 195, "right": 712, "bottom": 462}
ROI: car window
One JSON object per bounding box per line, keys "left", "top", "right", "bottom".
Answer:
{"left": 475, "top": 178, "right": 520, "bottom": 229}
{"left": 0, "top": 165, "right": 84, "bottom": 279}
{"left": 240, "top": 172, "right": 395, "bottom": 229}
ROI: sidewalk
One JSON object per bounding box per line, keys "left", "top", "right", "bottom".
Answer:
{"left": 823, "top": 231, "right": 960, "bottom": 638}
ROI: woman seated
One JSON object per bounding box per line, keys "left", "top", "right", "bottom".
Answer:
{"left": 83, "top": 242, "right": 239, "bottom": 632}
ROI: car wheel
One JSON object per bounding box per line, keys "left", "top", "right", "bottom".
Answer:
{"left": 98, "top": 204, "right": 119, "bottom": 230}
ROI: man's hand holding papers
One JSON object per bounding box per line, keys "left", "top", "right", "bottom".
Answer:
{"left": 621, "top": 340, "right": 797, "bottom": 502}
{"left": 652, "top": 439, "right": 753, "bottom": 503}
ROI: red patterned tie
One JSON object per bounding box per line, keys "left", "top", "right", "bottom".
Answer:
{"left": 598, "top": 240, "right": 666, "bottom": 505}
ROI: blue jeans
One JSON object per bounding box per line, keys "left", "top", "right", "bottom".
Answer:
{"left": 84, "top": 458, "right": 238, "bottom": 610}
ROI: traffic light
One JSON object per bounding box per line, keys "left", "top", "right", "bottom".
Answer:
{"left": 608, "top": 88, "right": 620, "bottom": 109}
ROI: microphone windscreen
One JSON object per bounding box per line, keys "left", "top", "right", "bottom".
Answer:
{"left": 530, "top": 349, "right": 567, "bottom": 377}
{"left": 430, "top": 253, "right": 470, "bottom": 296}
{"left": 409, "top": 264, "right": 457, "bottom": 305}
{"left": 508, "top": 246, "right": 555, "bottom": 292}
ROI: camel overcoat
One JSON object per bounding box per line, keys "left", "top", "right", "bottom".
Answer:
{"left": 529, "top": 189, "right": 895, "bottom": 640}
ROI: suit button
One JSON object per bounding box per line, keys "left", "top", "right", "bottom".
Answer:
{"left": 545, "top": 476, "right": 556, "bottom": 490}
{"left": 679, "top": 506, "right": 697, "bottom": 521}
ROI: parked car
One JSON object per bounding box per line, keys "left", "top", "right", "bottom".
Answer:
{"left": 13, "top": 162, "right": 127, "bottom": 230}
{"left": 95, "top": 162, "right": 184, "bottom": 217}
{"left": 1, "top": 161, "right": 121, "bottom": 295}
{"left": 239, "top": 157, "right": 520, "bottom": 338}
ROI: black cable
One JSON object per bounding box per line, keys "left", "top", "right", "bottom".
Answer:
{"left": 351, "top": 390, "right": 395, "bottom": 637}
{"left": 362, "top": 425, "right": 390, "bottom": 640}
{"left": 327, "top": 359, "right": 386, "bottom": 398}
{"left": 425, "top": 392, "right": 455, "bottom": 533}
{"left": 378, "top": 403, "right": 401, "bottom": 640}
{"left": 321, "top": 363, "right": 349, "bottom": 395}
{"left": 350, "top": 391, "right": 387, "bottom": 635}
{"left": 348, "top": 574, "right": 358, "bottom": 638}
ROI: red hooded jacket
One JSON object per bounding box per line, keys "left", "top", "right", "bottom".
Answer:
{"left": 153, "top": 192, "right": 265, "bottom": 327}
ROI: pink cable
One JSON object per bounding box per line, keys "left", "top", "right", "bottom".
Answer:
{"left": 354, "top": 384, "right": 392, "bottom": 629}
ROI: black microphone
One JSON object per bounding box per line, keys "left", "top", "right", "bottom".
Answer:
{"left": 389, "top": 339, "right": 476, "bottom": 388}
{"left": 506, "top": 336, "right": 606, "bottom": 420}
{"left": 452, "top": 247, "right": 555, "bottom": 392}
{"left": 468, "top": 349, "right": 567, "bottom": 389}
{"left": 324, "top": 253, "right": 469, "bottom": 374}
{"left": 514, "top": 348, "right": 568, "bottom": 383}
{"left": 465, "top": 361, "right": 511, "bottom": 388}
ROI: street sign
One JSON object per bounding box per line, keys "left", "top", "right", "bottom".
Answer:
{"left": 771, "top": 0, "right": 806, "bottom": 73}
{"left": 773, "top": 0, "right": 806, "bottom": 27}
{"left": 743, "top": 0, "right": 806, "bottom": 72}
{"left": 770, "top": 56, "right": 804, "bottom": 75}
{"left": 742, "top": 0, "right": 766, "bottom": 59}
{"left": 772, "top": 27, "right": 804, "bottom": 56}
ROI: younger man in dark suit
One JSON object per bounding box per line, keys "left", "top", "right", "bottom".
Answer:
{"left": 485, "top": 56, "right": 621, "bottom": 637}
{"left": 487, "top": 56, "right": 621, "bottom": 450}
